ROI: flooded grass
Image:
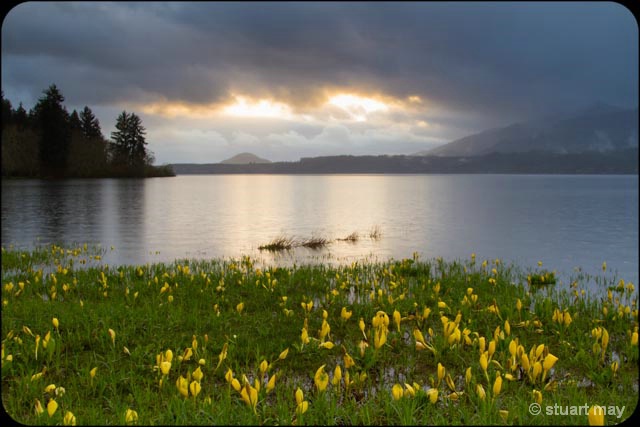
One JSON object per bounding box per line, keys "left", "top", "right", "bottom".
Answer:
{"left": 1, "top": 244, "right": 638, "bottom": 425}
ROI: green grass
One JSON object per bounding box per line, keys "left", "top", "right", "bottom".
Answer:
{"left": 1, "top": 245, "right": 638, "bottom": 425}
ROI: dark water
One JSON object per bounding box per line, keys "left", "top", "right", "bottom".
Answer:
{"left": 2, "top": 174, "right": 638, "bottom": 289}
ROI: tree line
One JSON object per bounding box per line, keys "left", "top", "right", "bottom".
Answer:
{"left": 1, "top": 84, "right": 174, "bottom": 178}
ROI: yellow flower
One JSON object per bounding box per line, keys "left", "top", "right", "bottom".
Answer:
{"left": 259, "top": 360, "right": 269, "bottom": 375}
{"left": 301, "top": 328, "right": 310, "bottom": 345}
{"left": 44, "top": 384, "right": 56, "bottom": 393}
{"left": 266, "top": 373, "right": 277, "bottom": 393}
{"left": 563, "top": 311, "right": 572, "bottom": 326}
{"left": 532, "top": 389, "right": 542, "bottom": 404}
{"left": 279, "top": 348, "right": 289, "bottom": 360}
{"left": 314, "top": 365, "right": 329, "bottom": 392}
{"left": 236, "top": 302, "right": 244, "bottom": 314}
{"left": 504, "top": 320, "right": 510, "bottom": 336}
{"left": 160, "top": 361, "right": 171, "bottom": 375}
{"left": 198, "top": 358, "right": 206, "bottom": 366}
{"left": 610, "top": 361, "right": 619, "bottom": 375}
{"left": 543, "top": 353, "right": 558, "bottom": 372}
{"left": 125, "top": 409, "right": 138, "bottom": 424}
{"left": 478, "top": 337, "right": 486, "bottom": 354}
{"left": 392, "top": 383, "right": 403, "bottom": 400}
{"left": 52, "top": 318, "right": 59, "bottom": 330}
{"left": 35, "top": 399, "right": 44, "bottom": 416}
{"left": 426, "top": 388, "right": 438, "bottom": 404}
{"left": 295, "top": 387, "right": 304, "bottom": 405}
{"left": 588, "top": 405, "right": 605, "bottom": 426}
{"left": 231, "top": 378, "right": 241, "bottom": 392}
{"left": 359, "top": 318, "right": 366, "bottom": 338}
{"left": 437, "top": 363, "right": 445, "bottom": 385}
{"left": 374, "top": 327, "right": 387, "bottom": 349}
{"left": 332, "top": 365, "right": 342, "bottom": 386}
{"left": 63, "top": 411, "right": 76, "bottom": 426}
{"left": 493, "top": 374, "right": 502, "bottom": 397}
{"left": 344, "top": 352, "right": 355, "bottom": 369}
{"left": 217, "top": 342, "right": 228, "bottom": 369}
{"left": 108, "top": 328, "right": 116, "bottom": 345}
{"left": 480, "top": 353, "right": 488, "bottom": 372}
{"left": 193, "top": 367, "right": 203, "bottom": 383}
{"left": 341, "top": 307, "right": 352, "bottom": 321}
{"left": 499, "top": 410, "right": 509, "bottom": 422}
{"left": 165, "top": 349, "right": 173, "bottom": 362}
{"left": 632, "top": 331, "right": 638, "bottom": 346}
{"left": 47, "top": 399, "right": 58, "bottom": 417}
{"left": 176, "top": 375, "right": 189, "bottom": 397}
{"left": 240, "top": 383, "right": 258, "bottom": 411}
{"left": 476, "top": 384, "right": 486, "bottom": 401}
{"left": 319, "top": 341, "right": 335, "bottom": 349}
{"left": 189, "top": 380, "right": 201, "bottom": 397}
{"left": 393, "top": 310, "right": 401, "bottom": 332}
{"left": 465, "top": 367, "right": 473, "bottom": 385}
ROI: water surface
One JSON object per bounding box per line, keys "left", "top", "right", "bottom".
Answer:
{"left": 2, "top": 174, "right": 637, "bottom": 290}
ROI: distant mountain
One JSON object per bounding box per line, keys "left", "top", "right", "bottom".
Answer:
{"left": 220, "top": 152, "right": 271, "bottom": 164}
{"left": 414, "top": 103, "right": 638, "bottom": 157}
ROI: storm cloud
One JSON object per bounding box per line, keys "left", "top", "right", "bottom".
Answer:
{"left": 2, "top": 2, "right": 637, "bottom": 163}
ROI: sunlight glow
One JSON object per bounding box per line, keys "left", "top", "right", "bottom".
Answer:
{"left": 328, "top": 94, "right": 389, "bottom": 122}
{"left": 222, "top": 96, "right": 293, "bottom": 119}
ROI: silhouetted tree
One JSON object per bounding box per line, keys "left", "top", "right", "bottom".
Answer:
{"left": 32, "top": 84, "right": 71, "bottom": 176}
{"left": 80, "top": 106, "right": 103, "bottom": 139}
{"left": 69, "top": 109, "right": 82, "bottom": 131}
{"left": 14, "top": 103, "right": 28, "bottom": 129}
{"left": 111, "top": 111, "right": 148, "bottom": 173}
{"left": 1, "top": 90, "right": 13, "bottom": 128}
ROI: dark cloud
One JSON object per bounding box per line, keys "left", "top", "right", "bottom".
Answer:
{"left": 1, "top": 1, "right": 637, "bottom": 151}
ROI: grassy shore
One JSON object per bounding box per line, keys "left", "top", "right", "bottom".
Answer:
{"left": 1, "top": 244, "right": 637, "bottom": 425}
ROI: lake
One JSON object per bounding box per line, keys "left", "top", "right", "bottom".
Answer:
{"left": 2, "top": 174, "right": 638, "bottom": 291}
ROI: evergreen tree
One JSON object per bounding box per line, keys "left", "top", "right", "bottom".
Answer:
{"left": 69, "top": 109, "right": 82, "bottom": 131}
{"left": 14, "top": 103, "right": 28, "bottom": 129}
{"left": 32, "top": 84, "right": 71, "bottom": 176}
{"left": 111, "top": 111, "right": 148, "bottom": 171}
{"left": 80, "top": 106, "right": 103, "bottom": 139}
{"left": 1, "top": 90, "right": 13, "bottom": 128}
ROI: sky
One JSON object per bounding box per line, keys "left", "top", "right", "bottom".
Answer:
{"left": 1, "top": 2, "right": 637, "bottom": 164}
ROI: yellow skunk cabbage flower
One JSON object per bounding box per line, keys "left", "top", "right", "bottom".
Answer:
{"left": 301, "top": 328, "right": 310, "bottom": 345}
{"left": 47, "top": 399, "right": 58, "bottom": 417}
{"left": 563, "top": 311, "right": 572, "bottom": 326}
{"left": 392, "top": 383, "right": 404, "bottom": 400}
{"left": 516, "top": 299, "right": 522, "bottom": 312}
{"left": 266, "top": 373, "right": 277, "bottom": 393}
{"left": 341, "top": 307, "right": 352, "bottom": 321}
{"left": 374, "top": 327, "right": 387, "bottom": 349}
{"left": 504, "top": 320, "right": 511, "bottom": 336}
{"left": 532, "top": 389, "right": 542, "bottom": 404}
{"left": 315, "top": 365, "right": 329, "bottom": 392}
{"left": 359, "top": 318, "right": 366, "bottom": 339}
{"left": 176, "top": 375, "right": 189, "bottom": 397}
{"left": 240, "top": 383, "right": 258, "bottom": 411}
{"left": 236, "top": 302, "right": 244, "bottom": 314}
{"left": 427, "top": 388, "right": 438, "bottom": 404}
{"left": 543, "top": 353, "right": 558, "bottom": 372}
{"left": 231, "top": 378, "right": 241, "bottom": 392}
{"left": 476, "top": 384, "right": 486, "bottom": 401}
{"left": 437, "top": 363, "right": 445, "bottom": 385}
{"left": 344, "top": 352, "right": 355, "bottom": 369}
{"left": 465, "top": 367, "right": 473, "bottom": 385}
{"left": 393, "top": 310, "right": 401, "bottom": 332}
{"left": 125, "top": 409, "right": 138, "bottom": 424}
{"left": 295, "top": 388, "right": 309, "bottom": 414}
{"left": 63, "top": 411, "right": 76, "bottom": 426}
{"left": 259, "top": 360, "right": 269, "bottom": 375}
{"left": 332, "top": 365, "right": 342, "bottom": 386}
{"left": 493, "top": 374, "right": 502, "bottom": 397}
{"left": 480, "top": 353, "right": 488, "bottom": 372}
{"left": 108, "top": 328, "right": 116, "bottom": 345}
{"left": 279, "top": 348, "right": 289, "bottom": 360}
{"left": 588, "top": 405, "right": 605, "bottom": 426}
{"left": 632, "top": 331, "right": 638, "bottom": 346}
{"left": 192, "top": 367, "right": 203, "bottom": 383}
{"left": 52, "top": 318, "right": 59, "bottom": 330}
{"left": 35, "top": 399, "right": 44, "bottom": 416}
{"left": 189, "top": 380, "right": 201, "bottom": 397}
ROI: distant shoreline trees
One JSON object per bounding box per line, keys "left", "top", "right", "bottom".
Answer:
{"left": 1, "top": 85, "right": 174, "bottom": 178}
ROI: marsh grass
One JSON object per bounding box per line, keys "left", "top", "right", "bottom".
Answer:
{"left": 299, "top": 237, "right": 331, "bottom": 249}
{"left": 1, "top": 244, "right": 638, "bottom": 425}
{"left": 258, "top": 236, "right": 296, "bottom": 251}
{"left": 369, "top": 225, "right": 382, "bottom": 240}
{"left": 337, "top": 232, "right": 359, "bottom": 243}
